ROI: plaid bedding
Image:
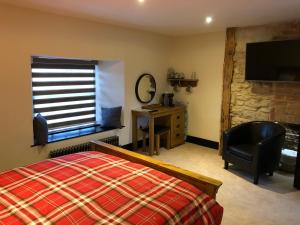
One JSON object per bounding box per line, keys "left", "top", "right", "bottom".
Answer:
{"left": 0, "top": 151, "right": 223, "bottom": 225}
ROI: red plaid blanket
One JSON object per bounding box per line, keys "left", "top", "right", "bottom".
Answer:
{"left": 0, "top": 151, "right": 223, "bottom": 225}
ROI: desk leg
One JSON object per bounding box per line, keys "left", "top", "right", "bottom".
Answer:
{"left": 132, "top": 113, "right": 138, "bottom": 150}
{"left": 149, "top": 117, "right": 155, "bottom": 156}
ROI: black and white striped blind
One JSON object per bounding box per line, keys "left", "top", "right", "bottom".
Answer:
{"left": 31, "top": 57, "right": 98, "bottom": 132}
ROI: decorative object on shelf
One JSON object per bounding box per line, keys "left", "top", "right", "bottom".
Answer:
{"left": 176, "top": 72, "right": 185, "bottom": 79}
{"left": 135, "top": 73, "right": 156, "bottom": 104}
{"left": 167, "top": 67, "right": 176, "bottom": 79}
{"left": 161, "top": 93, "right": 174, "bottom": 107}
{"left": 191, "top": 72, "right": 197, "bottom": 79}
{"left": 167, "top": 67, "right": 186, "bottom": 79}
{"left": 186, "top": 85, "right": 192, "bottom": 93}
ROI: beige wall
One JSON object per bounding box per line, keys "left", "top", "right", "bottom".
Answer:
{"left": 168, "top": 32, "right": 226, "bottom": 142}
{"left": 0, "top": 4, "right": 171, "bottom": 170}
{"left": 0, "top": 4, "right": 226, "bottom": 171}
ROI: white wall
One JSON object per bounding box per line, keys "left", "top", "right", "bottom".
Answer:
{"left": 0, "top": 4, "right": 170, "bottom": 170}
{"left": 96, "top": 61, "right": 125, "bottom": 126}
{"left": 98, "top": 61, "right": 125, "bottom": 109}
{"left": 168, "top": 32, "right": 226, "bottom": 142}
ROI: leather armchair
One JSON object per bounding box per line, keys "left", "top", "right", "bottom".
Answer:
{"left": 222, "top": 121, "right": 286, "bottom": 184}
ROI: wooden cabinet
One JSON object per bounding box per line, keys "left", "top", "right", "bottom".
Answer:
{"left": 171, "top": 111, "right": 185, "bottom": 147}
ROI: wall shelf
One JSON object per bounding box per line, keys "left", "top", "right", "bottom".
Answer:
{"left": 168, "top": 78, "right": 199, "bottom": 87}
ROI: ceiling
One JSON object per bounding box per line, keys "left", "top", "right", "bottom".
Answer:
{"left": 1, "top": 0, "right": 300, "bottom": 36}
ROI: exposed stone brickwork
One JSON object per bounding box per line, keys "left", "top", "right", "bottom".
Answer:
{"left": 230, "top": 22, "right": 300, "bottom": 127}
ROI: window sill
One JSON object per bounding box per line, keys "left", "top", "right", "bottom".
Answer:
{"left": 31, "top": 125, "right": 124, "bottom": 147}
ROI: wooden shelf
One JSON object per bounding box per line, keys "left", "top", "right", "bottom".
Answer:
{"left": 168, "top": 78, "right": 199, "bottom": 87}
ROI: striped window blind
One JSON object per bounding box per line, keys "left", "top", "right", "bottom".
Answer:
{"left": 31, "top": 57, "right": 98, "bottom": 132}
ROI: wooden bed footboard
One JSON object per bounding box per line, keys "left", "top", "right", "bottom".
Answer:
{"left": 91, "top": 141, "right": 222, "bottom": 199}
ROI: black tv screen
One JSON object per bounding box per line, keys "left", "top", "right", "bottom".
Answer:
{"left": 245, "top": 39, "right": 300, "bottom": 82}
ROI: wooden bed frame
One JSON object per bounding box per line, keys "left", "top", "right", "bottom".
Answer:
{"left": 91, "top": 141, "right": 222, "bottom": 199}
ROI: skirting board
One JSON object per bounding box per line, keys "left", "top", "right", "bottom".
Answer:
{"left": 122, "top": 143, "right": 134, "bottom": 150}
{"left": 122, "top": 140, "right": 145, "bottom": 151}
{"left": 123, "top": 136, "right": 219, "bottom": 150}
{"left": 186, "top": 136, "right": 219, "bottom": 150}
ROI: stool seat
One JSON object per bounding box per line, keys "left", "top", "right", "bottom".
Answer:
{"left": 140, "top": 125, "right": 170, "bottom": 155}
{"left": 141, "top": 126, "right": 170, "bottom": 134}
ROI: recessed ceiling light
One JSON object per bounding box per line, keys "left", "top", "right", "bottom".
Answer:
{"left": 138, "top": 0, "right": 145, "bottom": 3}
{"left": 205, "top": 16, "right": 213, "bottom": 24}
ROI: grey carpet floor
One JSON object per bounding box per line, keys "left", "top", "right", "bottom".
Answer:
{"left": 150, "top": 143, "right": 300, "bottom": 225}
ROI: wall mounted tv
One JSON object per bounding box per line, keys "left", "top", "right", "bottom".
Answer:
{"left": 245, "top": 39, "right": 300, "bottom": 82}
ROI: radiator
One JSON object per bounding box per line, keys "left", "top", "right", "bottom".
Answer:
{"left": 99, "top": 135, "right": 119, "bottom": 146}
{"left": 49, "top": 136, "right": 119, "bottom": 158}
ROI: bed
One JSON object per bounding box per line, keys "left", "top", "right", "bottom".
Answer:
{"left": 0, "top": 141, "right": 223, "bottom": 224}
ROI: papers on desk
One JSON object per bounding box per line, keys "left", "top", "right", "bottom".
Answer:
{"left": 134, "top": 108, "right": 158, "bottom": 113}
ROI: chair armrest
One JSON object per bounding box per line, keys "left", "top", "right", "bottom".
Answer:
{"left": 258, "top": 137, "right": 274, "bottom": 146}
{"left": 256, "top": 132, "right": 285, "bottom": 162}
{"left": 258, "top": 130, "right": 286, "bottom": 146}
{"left": 257, "top": 131, "right": 286, "bottom": 171}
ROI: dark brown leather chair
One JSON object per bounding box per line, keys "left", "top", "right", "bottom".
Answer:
{"left": 222, "top": 121, "right": 286, "bottom": 184}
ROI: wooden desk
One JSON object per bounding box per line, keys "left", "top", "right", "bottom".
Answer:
{"left": 132, "top": 106, "right": 185, "bottom": 155}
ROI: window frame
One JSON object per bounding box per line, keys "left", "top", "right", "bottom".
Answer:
{"left": 31, "top": 57, "right": 103, "bottom": 144}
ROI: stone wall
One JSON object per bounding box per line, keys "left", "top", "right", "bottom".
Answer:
{"left": 230, "top": 22, "right": 300, "bottom": 127}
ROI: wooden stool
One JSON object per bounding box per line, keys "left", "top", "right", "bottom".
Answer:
{"left": 155, "top": 129, "right": 171, "bottom": 155}
{"left": 141, "top": 126, "right": 170, "bottom": 155}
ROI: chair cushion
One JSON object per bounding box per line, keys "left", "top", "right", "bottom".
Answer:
{"left": 33, "top": 114, "right": 48, "bottom": 145}
{"left": 101, "top": 106, "right": 122, "bottom": 128}
{"left": 229, "top": 144, "right": 257, "bottom": 161}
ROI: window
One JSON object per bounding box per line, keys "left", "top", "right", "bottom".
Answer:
{"left": 31, "top": 57, "right": 98, "bottom": 133}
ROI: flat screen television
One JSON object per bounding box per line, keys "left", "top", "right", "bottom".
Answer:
{"left": 245, "top": 39, "right": 300, "bottom": 82}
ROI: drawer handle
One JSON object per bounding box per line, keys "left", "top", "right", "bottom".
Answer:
{"left": 177, "top": 116, "right": 180, "bottom": 119}
{"left": 176, "top": 133, "right": 180, "bottom": 137}
{"left": 176, "top": 125, "right": 180, "bottom": 128}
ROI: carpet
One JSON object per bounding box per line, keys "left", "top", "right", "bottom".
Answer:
{"left": 152, "top": 143, "right": 300, "bottom": 225}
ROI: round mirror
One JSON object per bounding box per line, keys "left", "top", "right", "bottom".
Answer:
{"left": 135, "top": 73, "right": 156, "bottom": 104}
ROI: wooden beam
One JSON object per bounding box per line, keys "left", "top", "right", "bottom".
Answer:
{"left": 219, "top": 28, "right": 236, "bottom": 155}
{"left": 91, "top": 141, "right": 222, "bottom": 199}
